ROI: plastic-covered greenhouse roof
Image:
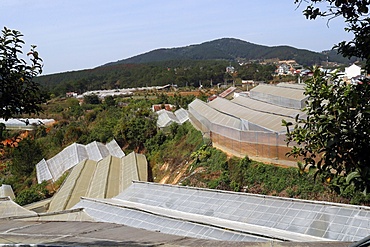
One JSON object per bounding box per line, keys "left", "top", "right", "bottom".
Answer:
{"left": 209, "top": 97, "right": 293, "bottom": 133}
{"left": 156, "top": 109, "right": 180, "bottom": 128}
{"left": 85, "top": 141, "right": 110, "bottom": 161}
{"left": 188, "top": 99, "right": 243, "bottom": 130}
{"left": 276, "top": 82, "right": 306, "bottom": 90}
{"left": 47, "top": 152, "right": 147, "bottom": 213}
{"left": 0, "top": 197, "right": 37, "bottom": 218}
{"left": 0, "top": 118, "right": 55, "bottom": 130}
{"left": 72, "top": 181, "right": 370, "bottom": 242}
{"left": 251, "top": 84, "right": 306, "bottom": 101}
{"left": 18, "top": 208, "right": 95, "bottom": 222}
{"left": 174, "top": 108, "right": 189, "bottom": 124}
{"left": 106, "top": 139, "right": 126, "bottom": 157}
{"left": 36, "top": 139, "right": 125, "bottom": 183}
{"left": 74, "top": 197, "right": 269, "bottom": 242}
{"left": 156, "top": 108, "right": 189, "bottom": 128}
{"left": 231, "top": 96, "right": 306, "bottom": 120}
{"left": 0, "top": 184, "right": 15, "bottom": 200}
{"left": 250, "top": 84, "right": 308, "bottom": 109}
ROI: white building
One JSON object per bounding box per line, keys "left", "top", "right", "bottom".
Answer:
{"left": 345, "top": 64, "right": 362, "bottom": 79}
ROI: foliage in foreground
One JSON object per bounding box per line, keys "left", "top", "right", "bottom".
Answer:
{"left": 296, "top": 0, "right": 370, "bottom": 70}
{"left": 0, "top": 27, "right": 46, "bottom": 121}
{"left": 284, "top": 68, "right": 370, "bottom": 195}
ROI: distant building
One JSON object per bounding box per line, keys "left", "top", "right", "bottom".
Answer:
{"left": 218, "top": 87, "right": 236, "bottom": 98}
{"left": 226, "top": 65, "right": 235, "bottom": 73}
{"left": 66, "top": 92, "right": 78, "bottom": 98}
{"left": 151, "top": 104, "right": 175, "bottom": 112}
{"left": 241, "top": 80, "right": 256, "bottom": 88}
{"left": 276, "top": 63, "right": 291, "bottom": 75}
{"left": 345, "top": 64, "right": 362, "bottom": 79}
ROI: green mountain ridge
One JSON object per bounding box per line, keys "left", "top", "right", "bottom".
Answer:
{"left": 103, "top": 38, "right": 353, "bottom": 66}
{"left": 36, "top": 38, "right": 356, "bottom": 95}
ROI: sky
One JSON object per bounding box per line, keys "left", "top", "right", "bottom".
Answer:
{"left": 1, "top": 0, "right": 353, "bottom": 75}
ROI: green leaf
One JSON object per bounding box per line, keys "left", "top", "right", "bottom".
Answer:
{"left": 346, "top": 171, "right": 361, "bottom": 184}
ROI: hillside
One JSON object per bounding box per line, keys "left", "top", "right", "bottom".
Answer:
{"left": 35, "top": 38, "right": 356, "bottom": 96}
{"left": 104, "top": 38, "right": 351, "bottom": 67}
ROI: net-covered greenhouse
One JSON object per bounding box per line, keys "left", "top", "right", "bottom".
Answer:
{"left": 188, "top": 84, "right": 307, "bottom": 165}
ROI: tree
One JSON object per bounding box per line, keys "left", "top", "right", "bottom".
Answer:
{"left": 104, "top": 95, "right": 116, "bottom": 107}
{"left": 10, "top": 138, "right": 43, "bottom": 176}
{"left": 83, "top": 94, "right": 100, "bottom": 104}
{"left": 283, "top": 68, "right": 370, "bottom": 195}
{"left": 0, "top": 27, "right": 45, "bottom": 120}
{"left": 295, "top": 0, "right": 370, "bottom": 70}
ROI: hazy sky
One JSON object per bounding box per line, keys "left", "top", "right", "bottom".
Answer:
{"left": 2, "top": 0, "right": 353, "bottom": 75}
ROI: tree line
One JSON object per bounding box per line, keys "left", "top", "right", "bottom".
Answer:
{"left": 35, "top": 60, "right": 277, "bottom": 96}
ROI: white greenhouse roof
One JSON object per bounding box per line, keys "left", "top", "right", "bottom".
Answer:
{"left": 156, "top": 108, "right": 189, "bottom": 128}
{"left": 106, "top": 139, "right": 125, "bottom": 158}
{"left": 209, "top": 97, "right": 292, "bottom": 133}
{"left": 156, "top": 110, "right": 179, "bottom": 128}
{"left": 251, "top": 84, "right": 306, "bottom": 101}
{"left": 36, "top": 139, "right": 125, "bottom": 183}
{"left": 47, "top": 152, "right": 147, "bottom": 213}
{"left": 249, "top": 84, "right": 308, "bottom": 109}
{"left": 232, "top": 96, "right": 306, "bottom": 120}
{"left": 276, "top": 82, "right": 306, "bottom": 90}
{"left": 74, "top": 197, "right": 269, "bottom": 242}
{"left": 0, "top": 118, "right": 55, "bottom": 130}
{"left": 188, "top": 99, "right": 243, "bottom": 131}
{"left": 0, "top": 184, "right": 15, "bottom": 200}
{"left": 0, "top": 197, "right": 37, "bottom": 218}
{"left": 174, "top": 108, "right": 189, "bottom": 124}
{"left": 73, "top": 181, "right": 370, "bottom": 243}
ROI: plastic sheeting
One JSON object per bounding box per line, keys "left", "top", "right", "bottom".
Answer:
{"left": 174, "top": 108, "right": 189, "bottom": 124}
{"left": 209, "top": 97, "right": 291, "bottom": 133}
{"left": 232, "top": 95, "right": 306, "bottom": 120}
{"left": 47, "top": 152, "right": 147, "bottom": 212}
{"left": 187, "top": 84, "right": 307, "bottom": 163}
{"left": 249, "top": 84, "right": 308, "bottom": 109}
{"left": 156, "top": 108, "right": 189, "bottom": 128}
{"left": 188, "top": 99, "right": 242, "bottom": 131}
{"left": 0, "top": 118, "right": 55, "bottom": 130}
{"left": 74, "top": 197, "right": 268, "bottom": 242}
{"left": 36, "top": 139, "right": 125, "bottom": 183}
{"left": 0, "top": 197, "right": 36, "bottom": 218}
{"left": 114, "top": 182, "right": 370, "bottom": 242}
{"left": 0, "top": 184, "right": 15, "bottom": 200}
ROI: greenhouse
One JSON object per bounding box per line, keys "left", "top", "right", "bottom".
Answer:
{"left": 0, "top": 197, "right": 37, "bottom": 218}
{"left": 249, "top": 84, "right": 307, "bottom": 109}
{"left": 156, "top": 108, "right": 189, "bottom": 128}
{"left": 41, "top": 151, "right": 147, "bottom": 213}
{"left": 2, "top": 182, "right": 370, "bottom": 244}
{"left": 0, "top": 184, "right": 15, "bottom": 200}
{"left": 68, "top": 181, "right": 370, "bottom": 242}
{"left": 0, "top": 118, "right": 55, "bottom": 130}
{"left": 188, "top": 84, "right": 307, "bottom": 165}
{"left": 36, "top": 139, "right": 125, "bottom": 183}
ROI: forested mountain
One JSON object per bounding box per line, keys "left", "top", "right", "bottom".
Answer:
{"left": 36, "top": 59, "right": 278, "bottom": 96}
{"left": 36, "top": 38, "right": 355, "bottom": 96}
{"left": 103, "top": 38, "right": 352, "bottom": 67}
